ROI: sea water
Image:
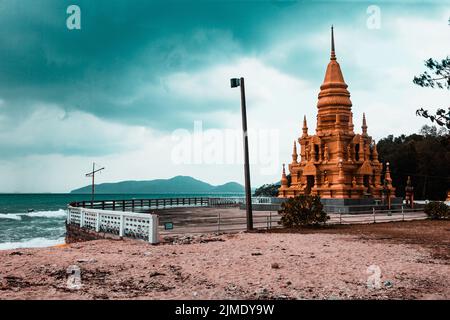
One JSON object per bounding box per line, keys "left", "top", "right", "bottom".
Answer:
{"left": 0, "top": 193, "right": 243, "bottom": 250}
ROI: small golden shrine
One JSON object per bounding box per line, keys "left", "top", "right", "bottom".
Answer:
{"left": 279, "top": 27, "right": 395, "bottom": 199}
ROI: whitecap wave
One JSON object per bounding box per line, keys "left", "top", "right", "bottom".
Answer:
{"left": 0, "top": 209, "right": 66, "bottom": 220}
{"left": 0, "top": 237, "right": 65, "bottom": 250}
{"left": 0, "top": 213, "right": 22, "bottom": 220}
{"left": 25, "top": 209, "right": 66, "bottom": 218}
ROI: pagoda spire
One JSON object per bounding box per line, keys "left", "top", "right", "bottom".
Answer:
{"left": 281, "top": 164, "right": 288, "bottom": 187}
{"left": 292, "top": 141, "right": 298, "bottom": 163}
{"left": 349, "top": 112, "right": 354, "bottom": 133}
{"left": 372, "top": 140, "right": 379, "bottom": 162}
{"left": 362, "top": 113, "right": 368, "bottom": 135}
{"left": 302, "top": 115, "right": 308, "bottom": 137}
{"left": 316, "top": 26, "right": 352, "bottom": 133}
{"left": 384, "top": 162, "right": 393, "bottom": 188}
{"left": 331, "top": 25, "right": 336, "bottom": 60}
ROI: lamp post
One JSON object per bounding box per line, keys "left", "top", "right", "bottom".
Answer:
{"left": 230, "top": 77, "right": 253, "bottom": 231}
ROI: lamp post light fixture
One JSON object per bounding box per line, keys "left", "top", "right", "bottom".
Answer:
{"left": 230, "top": 77, "right": 253, "bottom": 231}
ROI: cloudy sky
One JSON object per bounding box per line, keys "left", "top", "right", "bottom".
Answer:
{"left": 0, "top": 0, "right": 449, "bottom": 193}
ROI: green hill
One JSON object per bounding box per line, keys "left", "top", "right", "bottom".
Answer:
{"left": 70, "top": 176, "right": 244, "bottom": 194}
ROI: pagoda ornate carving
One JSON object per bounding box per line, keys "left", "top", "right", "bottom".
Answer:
{"left": 278, "top": 26, "right": 396, "bottom": 199}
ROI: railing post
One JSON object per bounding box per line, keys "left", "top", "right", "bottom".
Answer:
{"left": 67, "top": 207, "right": 71, "bottom": 224}
{"left": 122, "top": 200, "right": 125, "bottom": 212}
{"left": 269, "top": 211, "right": 272, "bottom": 229}
{"left": 339, "top": 209, "right": 342, "bottom": 225}
{"left": 96, "top": 212, "right": 101, "bottom": 232}
{"left": 373, "top": 207, "right": 376, "bottom": 223}
{"left": 402, "top": 205, "right": 404, "bottom": 222}
{"left": 149, "top": 214, "right": 159, "bottom": 244}
{"left": 119, "top": 214, "right": 124, "bottom": 237}
{"left": 80, "top": 210, "right": 85, "bottom": 228}
{"left": 217, "top": 212, "right": 221, "bottom": 233}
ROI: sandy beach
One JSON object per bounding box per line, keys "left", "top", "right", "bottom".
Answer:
{"left": 0, "top": 220, "right": 448, "bottom": 300}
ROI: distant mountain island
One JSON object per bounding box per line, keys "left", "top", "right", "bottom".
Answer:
{"left": 70, "top": 176, "right": 245, "bottom": 194}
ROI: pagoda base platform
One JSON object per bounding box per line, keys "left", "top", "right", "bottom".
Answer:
{"left": 250, "top": 197, "right": 404, "bottom": 214}
{"left": 321, "top": 197, "right": 403, "bottom": 214}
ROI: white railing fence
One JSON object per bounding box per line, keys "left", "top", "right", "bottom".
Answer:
{"left": 159, "top": 206, "right": 427, "bottom": 235}
{"left": 67, "top": 206, "right": 159, "bottom": 244}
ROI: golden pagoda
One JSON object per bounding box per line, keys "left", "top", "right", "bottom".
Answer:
{"left": 279, "top": 26, "right": 395, "bottom": 199}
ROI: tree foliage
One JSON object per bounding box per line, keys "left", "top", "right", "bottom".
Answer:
{"left": 413, "top": 57, "right": 450, "bottom": 89}
{"left": 254, "top": 174, "right": 290, "bottom": 197}
{"left": 377, "top": 125, "right": 450, "bottom": 200}
{"left": 424, "top": 201, "right": 449, "bottom": 220}
{"left": 278, "top": 195, "right": 329, "bottom": 227}
{"left": 413, "top": 57, "right": 450, "bottom": 129}
{"left": 254, "top": 183, "right": 280, "bottom": 197}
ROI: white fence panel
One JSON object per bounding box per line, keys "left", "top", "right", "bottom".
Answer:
{"left": 67, "top": 206, "right": 159, "bottom": 244}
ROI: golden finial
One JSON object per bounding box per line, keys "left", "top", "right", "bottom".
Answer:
{"left": 331, "top": 25, "right": 336, "bottom": 60}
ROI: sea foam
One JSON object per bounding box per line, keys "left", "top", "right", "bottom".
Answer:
{"left": 0, "top": 209, "right": 66, "bottom": 220}
{"left": 0, "top": 237, "right": 65, "bottom": 250}
{"left": 25, "top": 209, "right": 67, "bottom": 218}
{"left": 0, "top": 213, "right": 22, "bottom": 221}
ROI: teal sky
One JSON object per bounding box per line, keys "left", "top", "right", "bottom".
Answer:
{"left": 0, "top": 0, "right": 449, "bottom": 192}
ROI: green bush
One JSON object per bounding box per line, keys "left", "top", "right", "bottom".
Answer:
{"left": 424, "top": 201, "right": 449, "bottom": 219}
{"left": 278, "top": 195, "right": 329, "bottom": 227}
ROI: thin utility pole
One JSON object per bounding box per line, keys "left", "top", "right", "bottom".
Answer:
{"left": 230, "top": 77, "right": 253, "bottom": 231}
{"left": 85, "top": 162, "right": 105, "bottom": 202}
{"left": 239, "top": 77, "right": 253, "bottom": 231}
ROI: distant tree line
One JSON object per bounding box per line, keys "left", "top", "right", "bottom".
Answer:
{"left": 254, "top": 125, "right": 449, "bottom": 200}
{"left": 377, "top": 125, "right": 449, "bottom": 200}
{"left": 254, "top": 183, "right": 280, "bottom": 197}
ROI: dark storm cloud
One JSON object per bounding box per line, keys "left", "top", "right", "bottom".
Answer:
{"left": 0, "top": 0, "right": 442, "bottom": 158}
{"left": 0, "top": 0, "right": 307, "bottom": 128}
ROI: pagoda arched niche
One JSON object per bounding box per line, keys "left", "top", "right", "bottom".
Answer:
{"left": 302, "top": 162, "right": 318, "bottom": 195}
{"left": 357, "top": 161, "right": 373, "bottom": 195}
{"left": 310, "top": 136, "right": 323, "bottom": 162}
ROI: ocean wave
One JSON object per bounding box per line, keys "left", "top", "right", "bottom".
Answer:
{"left": 0, "top": 237, "right": 65, "bottom": 250}
{"left": 0, "top": 209, "right": 66, "bottom": 220}
{"left": 25, "top": 209, "right": 66, "bottom": 218}
{"left": 0, "top": 213, "right": 22, "bottom": 221}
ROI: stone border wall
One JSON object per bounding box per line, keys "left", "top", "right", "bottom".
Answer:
{"left": 65, "top": 223, "right": 123, "bottom": 244}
